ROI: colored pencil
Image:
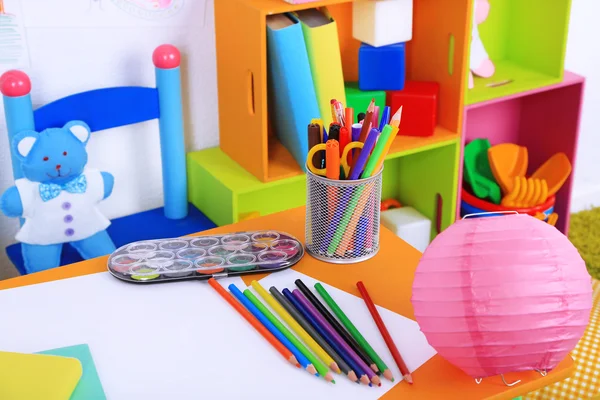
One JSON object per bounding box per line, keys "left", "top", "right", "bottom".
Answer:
{"left": 357, "top": 281, "right": 413, "bottom": 384}
{"left": 348, "top": 128, "right": 379, "bottom": 180}
{"left": 243, "top": 289, "right": 333, "bottom": 382}
{"left": 372, "top": 126, "right": 399, "bottom": 174}
{"left": 357, "top": 112, "right": 366, "bottom": 124}
{"left": 389, "top": 106, "right": 403, "bottom": 128}
{"left": 252, "top": 282, "right": 340, "bottom": 374}
{"left": 269, "top": 286, "right": 351, "bottom": 378}
{"left": 372, "top": 106, "right": 380, "bottom": 131}
{"left": 283, "top": 288, "right": 367, "bottom": 385}
{"left": 207, "top": 279, "right": 300, "bottom": 368}
{"left": 292, "top": 289, "right": 381, "bottom": 386}
{"left": 357, "top": 101, "right": 375, "bottom": 143}
{"left": 361, "top": 125, "right": 395, "bottom": 178}
{"left": 314, "top": 283, "right": 394, "bottom": 382}
{"left": 227, "top": 284, "right": 313, "bottom": 374}
{"left": 294, "top": 279, "right": 378, "bottom": 373}
{"left": 379, "top": 106, "right": 391, "bottom": 132}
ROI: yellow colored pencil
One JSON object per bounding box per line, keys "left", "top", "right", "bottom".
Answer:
{"left": 251, "top": 280, "right": 341, "bottom": 373}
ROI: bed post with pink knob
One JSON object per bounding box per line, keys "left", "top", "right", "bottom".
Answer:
{"left": 153, "top": 44, "right": 188, "bottom": 220}
{"left": 0, "top": 70, "right": 34, "bottom": 181}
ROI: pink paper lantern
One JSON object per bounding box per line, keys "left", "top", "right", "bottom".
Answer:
{"left": 411, "top": 214, "right": 593, "bottom": 379}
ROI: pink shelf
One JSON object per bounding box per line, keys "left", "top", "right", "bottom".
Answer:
{"left": 458, "top": 71, "right": 585, "bottom": 234}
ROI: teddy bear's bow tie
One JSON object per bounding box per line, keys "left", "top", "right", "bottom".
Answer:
{"left": 39, "top": 175, "right": 87, "bottom": 202}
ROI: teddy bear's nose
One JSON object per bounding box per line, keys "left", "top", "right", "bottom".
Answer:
{"left": 56, "top": 164, "right": 61, "bottom": 170}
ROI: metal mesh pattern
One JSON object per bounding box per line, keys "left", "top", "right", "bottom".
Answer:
{"left": 305, "top": 168, "right": 382, "bottom": 263}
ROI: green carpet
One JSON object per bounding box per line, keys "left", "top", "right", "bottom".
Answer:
{"left": 569, "top": 208, "right": 600, "bottom": 279}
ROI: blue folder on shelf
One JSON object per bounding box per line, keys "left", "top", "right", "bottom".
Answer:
{"left": 267, "top": 13, "right": 321, "bottom": 171}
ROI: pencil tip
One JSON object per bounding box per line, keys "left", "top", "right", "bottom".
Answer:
{"left": 372, "top": 376, "right": 382, "bottom": 386}
{"left": 383, "top": 369, "right": 395, "bottom": 382}
{"left": 331, "top": 362, "right": 341, "bottom": 374}
{"left": 307, "top": 365, "right": 317, "bottom": 375}
{"left": 405, "top": 374, "right": 413, "bottom": 384}
{"left": 332, "top": 380, "right": 336, "bottom": 384}
{"left": 360, "top": 375, "right": 370, "bottom": 385}
{"left": 348, "top": 371, "right": 358, "bottom": 382}
{"left": 371, "top": 364, "right": 379, "bottom": 373}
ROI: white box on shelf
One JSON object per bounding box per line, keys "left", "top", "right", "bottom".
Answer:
{"left": 381, "top": 206, "right": 431, "bottom": 253}
{"left": 353, "top": 0, "right": 413, "bottom": 48}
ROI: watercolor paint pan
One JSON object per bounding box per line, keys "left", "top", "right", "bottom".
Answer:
{"left": 107, "top": 230, "right": 304, "bottom": 284}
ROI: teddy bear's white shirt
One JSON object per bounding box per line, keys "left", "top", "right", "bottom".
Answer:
{"left": 14, "top": 168, "right": 110, "bottom": 245}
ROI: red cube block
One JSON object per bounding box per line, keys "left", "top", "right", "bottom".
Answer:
{"left": 386, "top": 81, "right": 439, "bottom": 137}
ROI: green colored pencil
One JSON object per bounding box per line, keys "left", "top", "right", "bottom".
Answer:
{"left": 243, "top": 289, "right": 335, "bottom": 384}
{"left": 314, "top": 283, "right": 394, "bottom": 382}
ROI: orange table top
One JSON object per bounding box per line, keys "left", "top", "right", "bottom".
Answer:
{"left": 0, "top": 207, "right": 573, "bottom": 399}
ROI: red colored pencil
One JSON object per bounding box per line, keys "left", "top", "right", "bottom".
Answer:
{"left": 356, "top": 281, "right": 413, "bottom": 384}
{"left": 208, "top": 278, "right": 300, "bottom": 368}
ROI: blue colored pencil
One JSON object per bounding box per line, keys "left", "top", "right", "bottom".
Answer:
{"left": 283, "top": 288, "right": 370, "bottom": 386}
{"left": 228, "top": 284, "right": 315, "bottom": 375}
{"left": 378, "top": 106, "right": 391, "bottom": 132}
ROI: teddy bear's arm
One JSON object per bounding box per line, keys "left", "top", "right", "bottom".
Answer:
{"left": 0, "top": 186, "right": 24, "bottom": 218}
{"left": 101, "top": 172, "right": 115, "bottom": 200}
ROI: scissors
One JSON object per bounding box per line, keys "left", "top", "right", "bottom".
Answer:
{"left": 307, "top": 141, "right": 364, "bottom": 179}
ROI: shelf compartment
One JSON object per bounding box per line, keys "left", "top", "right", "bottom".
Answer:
{"left": 459, "top": 72, "right": 585, "bottom": 234}
{"left": 215, "top": 0, "right": 472, "bottom": 182}
{"left": 467, "top": 0, "right": 572, "bottom": 105}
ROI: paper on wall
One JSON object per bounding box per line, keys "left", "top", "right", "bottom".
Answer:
{"left": 21, "top": 0, "right": 206, "bottom": 28}
{"left": 0, "top": 0, "right": 31, "bottom": 72}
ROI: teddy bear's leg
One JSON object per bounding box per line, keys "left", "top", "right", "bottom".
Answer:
{"left": 22, "top": 243, "right": 63, "bottom": 274}
{"left": 71, "top": 230, "right": 116, "bottom": 260}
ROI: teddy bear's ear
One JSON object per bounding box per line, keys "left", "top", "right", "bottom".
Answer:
{"left": 64, "top": 120, "right": 91, "bottom": 145}
{"left": 12, "top": 131, "right": 39, "bottom": 161}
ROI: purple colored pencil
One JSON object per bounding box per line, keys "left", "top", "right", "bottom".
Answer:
{"left": 348, "top": 128, "right": 379, "bottom": 180}
{"left": 292, "top": 289, "right": 380, "bottom": 385}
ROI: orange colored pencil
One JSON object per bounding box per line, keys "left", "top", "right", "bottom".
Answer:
{"left": 208, "top": 278, "right": 300, "bottom": 368}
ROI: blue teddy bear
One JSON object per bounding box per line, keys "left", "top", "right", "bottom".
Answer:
{"left": 0, "top": 121, "right": 116, "bottom": 274}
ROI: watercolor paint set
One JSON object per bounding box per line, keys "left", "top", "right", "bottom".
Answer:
{"left": 107, "top": 231, "right": 304, "bottom": 283}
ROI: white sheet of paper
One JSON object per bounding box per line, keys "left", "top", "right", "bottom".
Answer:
{"left": 0, "top": 0, "right": 31, "bottom": 72}
{"left": 254, "top": 269, "right": 437, "bottom": 396}
{"left": 0, "top": 270, "right": 435, "bottom": 399}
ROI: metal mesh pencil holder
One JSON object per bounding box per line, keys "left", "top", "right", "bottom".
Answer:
{"left": 305, "top": 166, "right": 383, "bottom": 264}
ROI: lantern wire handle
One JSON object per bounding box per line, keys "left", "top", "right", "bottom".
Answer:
{"left": 462, "top": 211, "right": 519, "bottom": 220}
{"left": 500, "top": 374, "right": 521, "bottom": 387}
{"left": 475, "top": 378, "right": 483, "bottom": 384}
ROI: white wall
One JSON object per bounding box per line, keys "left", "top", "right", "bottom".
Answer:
{"left": 0, "top": 0, "right": 217, "bottom": 279}
{"left": 566, "top": 0, "right": 600, "bottom": 212}
{"left": 0, "top": 1, "right": 598, "bottom": 279}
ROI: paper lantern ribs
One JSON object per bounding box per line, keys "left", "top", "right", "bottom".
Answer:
{"left": 411, "top": 214, "right": 592, "bottom": 382}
